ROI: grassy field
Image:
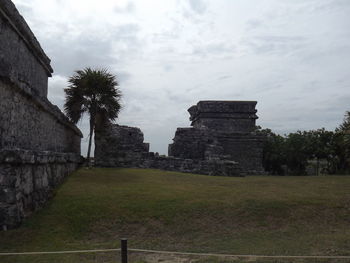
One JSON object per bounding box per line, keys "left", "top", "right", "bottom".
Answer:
{"left": 0, "top": 168, "right": 350, "bottom": 263}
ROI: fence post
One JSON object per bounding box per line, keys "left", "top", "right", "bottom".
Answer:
{"left": 121, "top": 238, "right": 128, "bottom": 263}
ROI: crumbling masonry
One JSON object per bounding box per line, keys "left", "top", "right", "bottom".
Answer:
{"left": 0, "top": 0, "right": 82, "bottom": 229}
{"left": 95, "top": 101, "right": 265, "bottom": 176}
{"left": 169, "top": 101, "right": 265, "bottom": 174}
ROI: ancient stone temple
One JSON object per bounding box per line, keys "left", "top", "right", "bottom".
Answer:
{"left": 95, "top": 124, "right": 150, "bottom": 167}
{"left": 95, "top": 121, "right": 241, "bottom": 176}
{"left": 0, "top": 0, "right": 82, "bottom": 229}
{"left": 94, "top": 101, "right": 264, "bottom": 176}
{"left": 168, "top": 101, "right": 265, "bottom": 175}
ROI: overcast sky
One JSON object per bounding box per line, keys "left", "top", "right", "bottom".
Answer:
{"left": 13, "top": 0, "right": 350, "bottom": 155}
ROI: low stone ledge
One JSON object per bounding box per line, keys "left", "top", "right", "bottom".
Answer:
{"left": 0, "top": 150, "right": 82, "bottom": 229}
{"left": 0, "top": 149, "right": 83, "bottom": 164}
{"left": 143, "top": 155, "right": 243, "bottom": 177}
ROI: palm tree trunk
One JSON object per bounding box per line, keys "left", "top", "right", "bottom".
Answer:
{"left": 87, "top": 115, "right": 94, "bottom": 166}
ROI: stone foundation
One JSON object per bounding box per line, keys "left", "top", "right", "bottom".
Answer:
{"left": 143, "top": 156, "right": 242, "bottom": 176}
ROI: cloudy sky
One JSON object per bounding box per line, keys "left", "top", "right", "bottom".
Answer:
{"left": 13, "top": 0, "right": 350, "bottom": 155}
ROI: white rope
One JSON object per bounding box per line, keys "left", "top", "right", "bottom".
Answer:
{"left": 1, "top": 247, "right": 350, "bottom": 259}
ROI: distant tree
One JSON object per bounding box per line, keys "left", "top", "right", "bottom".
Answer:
{"left": 302, "top": 129, "right": 335, "bottom": 174}
{"left": 64, "top": 68, "right": 122, "bottom": 161}
{"left": 260, "top": 111, "right": 350, "bottom": 175}
{"left": 260, "top": 128, "right": 335, "bottom": 175}
{"left": 259, "top": 128, "right": 286, "bottom": 175}
{"left": 334, "top": 111, "right": 350, "bottom": 173}
{"left": 338, "top": 111, "right": 350, "bottom": 132}
{"left": 284, "top": 131, "right": 310, "bottom": 175}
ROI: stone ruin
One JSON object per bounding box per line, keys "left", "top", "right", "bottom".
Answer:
{"left": 0, "top": 0, "right": 82, "bottom": 229}
{"left": 95, "top": 124, "right": 150, "bottom": 167}
{"left": 95, "top": 101, "right": 265, "bottom": 176}
{"left": 169, "top": 101, "right": 265, "bottom": 174}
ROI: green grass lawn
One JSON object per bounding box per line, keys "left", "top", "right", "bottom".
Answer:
{"left": 0, "top": 168, "right": 350, "bottom": 263}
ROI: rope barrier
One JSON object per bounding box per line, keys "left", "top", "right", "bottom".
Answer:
{"left": 0, "top": 248, "right": 120, "bottom": 255}
{"left": 129, "top": 249, "right": 350, "bottom": 259}
{"left": 0, "top": 247, "right": 350, "bottom": 259}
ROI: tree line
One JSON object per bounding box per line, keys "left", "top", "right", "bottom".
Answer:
{"left": 259, "top": 111, "right": 350, "bottom": 175}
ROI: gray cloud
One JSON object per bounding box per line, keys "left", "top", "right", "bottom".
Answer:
{"left": 242, "top": 35, "right": 308, "bottom": 56}
{"left": 246, "top": 19, "right": 263, "bottom": 30}
{"left": 192, "top": 42, "right": 236, "bottom": 58}
{"left": 43, "top": 23, "right": 141, "bottom": 76}
{"left": 12, "top": 0, "right": 350, "bottom": 155}
{"left": 188, "top": 0, "right": 207, "bottom": 14}
{"left": 114, "top": 1, "right": 135, "bottom": 13}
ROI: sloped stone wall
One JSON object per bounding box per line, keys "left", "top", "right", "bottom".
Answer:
{"left": 0, "top": 0, "right": 82, "bottom": 229}
{"left": 0, "top": 0, "right": 52, "bottom": 98}
{"left": 0, "top": 81, "right": 81, "bottom": 152}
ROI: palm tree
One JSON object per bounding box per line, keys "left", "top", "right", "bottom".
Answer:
{"left": 64, "top": 67, "right": 122, "bottom": 161}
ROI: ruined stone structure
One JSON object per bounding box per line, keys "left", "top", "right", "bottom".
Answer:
{"left": 169, "top": 101, "right": 265, "bottom": 175}
{"left": 0, "top": 0, "right": 82, "bottom": 229}
{"left": 94, "top": 101, "right": 264, "bottom": 176}
{"left": 95, "top": 124, "right": 150, "bottom": 167}
{"left": 95, "top": 122, "right": 240, "bottom": 176}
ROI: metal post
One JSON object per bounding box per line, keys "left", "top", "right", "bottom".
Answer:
{"left": 121, "top": 238, "right": 128, "bottom": 263}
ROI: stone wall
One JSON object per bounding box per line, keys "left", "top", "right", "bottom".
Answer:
{"left": 188, "top": 101, "right": 258, "bottom": 132}
{"left": 0, "top": 81, "right": 81, "bottom": 152}
{"left": 0, "top": 0, "right": 52, "bottom": 98}
{"left": 95, "top": 124, "right": 149, "bottom": 167}
{"left": 94, "top": 123, "right": 242, "bottom": 176}
{"left": 0, "top": 150, "right": 80, "bottom": 229}
{"left": 94, "top": 101, "right": 264, "bottom": 176}
{"left": 143, "top": 156, "right": 242, "bottom": 177}
{"left": 0, "top": 0, "right": 82, "bottom": 229}
{"left": 169, "top": 101, "right": 265, "bottom": 175}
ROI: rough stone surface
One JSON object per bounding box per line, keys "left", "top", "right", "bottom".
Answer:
{"left": 169, "top": 101, "right": 265, "bottom": 175}
{"left": 0, "top": 0, "right": 82, "bottom": 229}
{"left": 143, "top": 156, "right": 242, "bottom": 177}
{"left": 95, "top": 124, "right": 149, "bottom": 167}
{"left": 0, "top": 150, "right": 81, "bottom": 228}
{"left": 94, "top": 101, "right": 266, "bottom": 176}
{"left": 0, "top": 0, "right": 52, "bottom": 98}
{"left": 94, "top": 123, "right": 242, "bottom": 175}
{"left": 0, "top": 81, "right": 81, "bottom": 152}
{"left": 188, "top": 100, "right": 258, "bottom": 132}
